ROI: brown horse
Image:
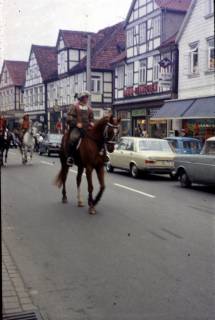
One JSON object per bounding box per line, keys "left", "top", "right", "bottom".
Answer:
{"left": 54, "top": 115, "right": 120, "bottom": 214}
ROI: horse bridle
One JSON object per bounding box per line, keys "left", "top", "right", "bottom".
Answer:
{"left": 103, "top": 122, "right": 120, "bottom": 145}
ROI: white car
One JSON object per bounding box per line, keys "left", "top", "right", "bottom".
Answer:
{"left": 107, "top": 137, "right": 175, "bottom": 178}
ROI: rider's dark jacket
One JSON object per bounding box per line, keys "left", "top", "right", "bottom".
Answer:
{"left": 67, "top": 102, "right": 94, "bottom": 130}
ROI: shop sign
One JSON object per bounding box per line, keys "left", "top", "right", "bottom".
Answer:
{"left": 132, "top": 109, "right": 147, "bottom": 117}
{"left": 149, "top": 108, "right": 161, "bottom": 117}
{"left": 124, "top": 83, "right": 158, "bottom": 97}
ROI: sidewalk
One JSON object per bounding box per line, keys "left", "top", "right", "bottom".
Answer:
{"left": 2, "top": 240, "right": 37, "bottom": 315}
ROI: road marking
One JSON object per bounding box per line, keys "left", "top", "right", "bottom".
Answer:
{"left": 69, "top": 168, "right": 86, "bottom": 176}
{"left": 40, "top": 160, "right": 54, "bottom": 166}
{"left": 114, "top": 183, "right": 156, "bottom": 199}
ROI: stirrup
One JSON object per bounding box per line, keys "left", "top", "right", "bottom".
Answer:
{"left": 67, "top": 157, "right": 74, "bottom": 167}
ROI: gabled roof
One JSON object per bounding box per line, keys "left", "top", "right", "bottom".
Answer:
{"left": 70, "top": 21, "right": 126, "bottom": 73}
{"left": 58, "top": 30, "right": 94, "bottom": 50}
{"left": 1, "top": 60, "right": 28, "bottom": 86}
{"left": 31, "top": 45, "right": 58, "bottom": 81}
{"left": 175, "top": 0, "right": 196, "bottom": 43}
{"left": 110, "top": 51, "right": 126, "bottom": 66}
{"left": 125, "top": 0, "right": 192, "bottom": 25}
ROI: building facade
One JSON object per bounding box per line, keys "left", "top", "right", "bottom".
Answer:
{"left": 24, "top": 45, "right": 57, "bottom": 130}
{"left": 113, "top": 0, "right": 191, "bottom": 137}
{"left": 0, "top": 60, "right": 27, "bottom": 129}
{"left": 154, "top": 0, "right": 215, "bottom": 140}
{"left": 47, "top": 23, "right": 125, "bottom": 132}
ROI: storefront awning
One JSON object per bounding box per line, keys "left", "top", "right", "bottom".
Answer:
{"left": 152, "top": 96, "right": 215, "bottom": 120}
{"left": 182, "top": 96, "right": 215, "bottom": 119}
{"left": 152, "top": 99, "right": 195, "bottom": 120}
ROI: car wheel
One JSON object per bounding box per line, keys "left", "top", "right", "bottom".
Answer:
{"left": 180, "top": 171, "right": 191, "bottom": 188}
{"left": 130, "top": 164, "right": 139, "bottom": 178}
{"left": 48, "top": 150, "right": 51, "bottom": 157}
{"left": 106, "top": 162, "right": 114, "bottom": 173}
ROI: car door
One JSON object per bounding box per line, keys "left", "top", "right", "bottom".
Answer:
{"left": 110, "top": 138, "right": 128, "bottom": 168}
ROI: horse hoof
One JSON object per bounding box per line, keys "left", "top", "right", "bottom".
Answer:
{"left": 62, "top": 198, "right": 68, "bottom": 204}
{"left": 78, "top": 201, "right": 85, "bottom": 207}
{"left": 89, "top": 207, "right": 96, "bottom": 215}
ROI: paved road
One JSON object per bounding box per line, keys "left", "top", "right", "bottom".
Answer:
{"left": 2, "top": 150, "right": 215, "bottom": 320}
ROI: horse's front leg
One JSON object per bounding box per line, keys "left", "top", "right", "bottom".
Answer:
{"left": 93, "top": 166, "right": 106, "bottom": 206}
{"left": 77, "top": 165, "right": 84, "bottom": 207}
{"left": 86, "top": 167, "right": 96, "bottom": 215}
{"left": 5, "top": 148, "right": 8, "bottom": 165}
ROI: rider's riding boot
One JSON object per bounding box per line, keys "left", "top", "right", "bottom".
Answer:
{"left": 66, "top": 143, "right": 76, "bottom": 167}
{"left": 67, "top": 156, "right": 74, "bottom": 167}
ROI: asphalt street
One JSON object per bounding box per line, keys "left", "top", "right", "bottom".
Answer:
{"left": 2, "top": 150, "right": 215, "bottom": 320}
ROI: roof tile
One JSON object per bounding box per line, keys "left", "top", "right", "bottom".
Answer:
{"left": 3, "top": 60, "right": 28, "bottom": 86}
{"left": 32, "top": 45, "right": 58, "bottom": 81}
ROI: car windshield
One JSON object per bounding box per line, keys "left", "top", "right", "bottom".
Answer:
{"left": 183, "top": 140, "right": 201, "bottom": 153}
{"left": 48, "top": 134, "right": 62, "bottom": 143}
{"left": 139, "top": 140, "right": 173, "bottom": 152}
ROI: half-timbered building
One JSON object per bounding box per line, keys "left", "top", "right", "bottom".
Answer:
{"left": 47, "top": 22, "right": 125, "bottom": 132}
{"left": 24, "top": 45, "right": 57, "bottom": 129}
{"left": 113, "top": 0, "right": 191, "bottom": 137}
{"left": 0, "top": 60, "right": 27, "bottom": 128}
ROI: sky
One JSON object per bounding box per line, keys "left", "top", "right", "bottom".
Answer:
{"left": 1, "top": 0, "right": 131, "bottom": 66}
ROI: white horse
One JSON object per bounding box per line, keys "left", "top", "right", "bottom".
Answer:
{"left": 21, "top": 127, "right": 36, "bottom": 164}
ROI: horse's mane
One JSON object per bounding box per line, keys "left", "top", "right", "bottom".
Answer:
{"left": 93, "top": 116, "right": 109, "bottom": 131}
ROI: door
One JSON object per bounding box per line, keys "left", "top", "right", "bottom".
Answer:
{"left": 110, "top": 138, "right": 129, "bottom": 169}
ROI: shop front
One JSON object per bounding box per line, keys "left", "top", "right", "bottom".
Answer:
{"left": 115, "top": 100, "right": 168, "bottom": 138}
{"left": 152, "top": 96, "right": 215, "bottom": 140}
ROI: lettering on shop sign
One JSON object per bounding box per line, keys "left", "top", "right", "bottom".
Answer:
{"left": 124, "top": 83, "right": 158, "bottom": 97}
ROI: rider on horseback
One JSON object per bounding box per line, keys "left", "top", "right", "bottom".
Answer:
{"left": 0, "top": 115, "right": 7, "bottom": 135}
{"left": 66, "top": 91, "right": 94, "bottom": 166}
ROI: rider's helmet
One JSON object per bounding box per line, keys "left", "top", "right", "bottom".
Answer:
{"left": 78, "top": 91, "right": 91, "bottom": 101}
{"left": 23, "top": 113, "right": 29, "bottom": 120}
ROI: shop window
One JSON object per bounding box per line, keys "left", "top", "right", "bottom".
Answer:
{"left": 139, "top": 60, "right": 147, "bottom": 84}
{"left": 207, "top": 38, "right": 215, "bottom": 70}
{"left": 153, "top": 55, "right": 160, "bottom": 81}
{"left": 189, "top": 43, "right": 199, "bottom": 75}
{"left": 127, "top": 28, "right": 134, "bottom": 48}
{"left": 139, "top": 22, "right": 147, "bottom": 44}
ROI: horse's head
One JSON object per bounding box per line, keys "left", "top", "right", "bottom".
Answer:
{"left": 103, "top": 115, "right": 121, "bottom": 153}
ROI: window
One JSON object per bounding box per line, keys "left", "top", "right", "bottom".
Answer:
{"left": 34, "top": 88, "right": 38, "bottom": 105}
{"left": 127, "top": 28, "right": 134, "bottom": 48}
{"left": 152, "top": 16, "right": 160, "bottom": 38}
{"left": 39, "top": 87, "right": 43, "bottom": 105}
{"left": 189, "top": 43, "right": 199, "bottom": 74}
{"left": 206, "top": 0, "right": 214, "bottom": 15}
{"left": 153, "top": 55, "right": 160, "bottom": 81}
{"left": 117, "top": 66, "right": 124, "bottom": 89}
{"left": 139, "top": 60, "right": 147, "bottom": 84}
{"left": 139, "top": 22, "right": 147, "bottom": 44}
{"left": 91, "top": 77, "right": 101, "bottom": 93}
{"left": 126, "top": 64, "right": 133, "bottom": 87}
{"left": 207, "top": 38, "right": 215, "bottom": 70}
{"left": 30, "top": 89, "right": 33, "bottom": 106}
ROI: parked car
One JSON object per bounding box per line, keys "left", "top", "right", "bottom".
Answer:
{"left": 175, "top": 137, "right": 215, "bottom": 187}
{"left": 107, "top": 137, "right": 175, "bottom": 178}
{"left": 39, "top": 134, "right": 62, "bottom": 156}
{"left": 165, "top": 137, "right": 202, "bottom": 154}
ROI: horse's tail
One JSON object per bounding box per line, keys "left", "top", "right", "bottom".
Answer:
{"left": 53, "top": 147, "right": 68, "bottom": 188}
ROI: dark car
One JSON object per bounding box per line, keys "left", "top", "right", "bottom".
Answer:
{"left": 165, "top": 137, "right": 202, "bottom": 154}
{"left": 39, "top": 134, "right": 62, "bottom": 157}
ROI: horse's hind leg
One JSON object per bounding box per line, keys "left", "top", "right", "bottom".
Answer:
{"left": 62, "top": 164, "right": 69, "bottom": 204}
{"left": 77, "top": 165, "right": 84, "bottom": 207}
